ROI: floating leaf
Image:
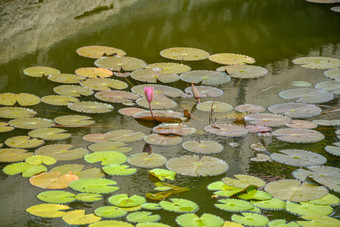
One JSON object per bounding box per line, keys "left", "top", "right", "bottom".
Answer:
{"left": 48, "top": 73, "right": 85, "bottom": 84}
{"left": 307, "top": 193, "right": 340, "bottom": 206}
{"left": 119, "top": 107, "right": 145, "bottom": 117}
{"left": 207, "top": 181, "right": 244, "bottom": 197}
{"left": 222, "top": 174, "right": 266, "bottom": 189}
{"left": 270, "top": 149, "right": 326, "bottom": 167}
{"left": 54, "top": 115, "right": 95, "bottom": 127}
{"left": 0, "top": 148, "right": 33, "bottom": 162}
{"left": 83, "top": 133, "right": 112, "bottom": 142}
{"left": 312, "top": 119, "right": 339, "bottom": 126}
{"left": 80, "top": 78, "right": 128, "bottom": 90}
{"left": 29, "top": 172, "right": 79, "bottom": 189}
{"left": 25, "top": 155, "right": 56, "bottom": 165}
{"left": 95, "top": 90, "right": 140, "bottom": 103}
{"left": 108, "top": 194, "right": 146, "bottom": 207}
{"left": 324, "top": 67, "right": 340, "bottom": 80}
{"left": 268, "top": 219, "right": 299, "bottom": 227}
{"left": 141, "top": 203, "right": 162, "bottom": 210}
{"left": 23, "top": 66, "right": 60, "bottom": 77}
{"left": 176, "top": 213, "right": 224, "bottom": 227}
{"left": 76, "top": 45, "right": 126, "bottom": 59}
{"left": 272, "top": 128, "right": 325, "bottom": 143}
{"left": 231, "top": 213, "right": 269, "bottom": 227}
{"left": 88, "top": 141, "right": 132, "bottom": 153}
{"left": 180, "top": 70, "right": 231, "bottom": 85}
{"left": 235, "top": 104, "right": 266, "bottom": 113}
{"left": 160, "top": 198, "right": 198, "bottom": 213}
{"left": 160, "top": 47, "right": 209, "bottom": 61}
{"left": 136, "top": 94, "right": 177, "bottom": 109}
{"left": 315, "top": 80, "right": 340, "bottom": 94}
{"left": 128, "top": 153, "right": 167, "bottom": 168}
{"left": 0, "top": 93, "right": 40, "bottom": 106}
{"left": 184, "top": 85, "right": 223, "bottom": 98}
{"left": 37, "top": 190, "right": 76, "bottom": 203}
{"left": 217, "top": 65, "right": 268, "bottom": 78}
{"left": 54, "top": 85, "right": 94, "bottom": 97}
{"left": 209, "top": 53, "right": 255, "bottom": 65}
{"left": 134, "top": 110, "right": 184, "bottom": 122}
{"left": 182, "top": 140, "right": 224, "bottom": 154}
{"left": 76, "top": 193, "right": 103, "bottom": 202}
{"left": 298, "top": 215, "right": 340, "bottom": 227}
{"left": 5, "top": 136, "right": 44, "bottom": 148}
{"left": 26, "top": 204, "right": 69, "bottom": 218}
{"left": 325, "top": 145, "right": 340, "bottom": 156}
{"left": 246, "top": 125, "right": 272, "bottom": 133}
{"left": 245, "top": 113, "right": 291, "bottom": 127}
{"left": 285, "top": 201, "right": 333, "bottom": 216}
{"left": 291, "top": 81, "right": 312, "bottom": 87}
{"left": 35, "top": 144, "right": 89, "bottom": 161}
{"left": 238, "top": 188, "right": 272, "bottom": 200}
{"left": 144, "top": 134, "right": 182, "bottom": 146}
{"left": 204, "top": 124, "right": 248, "bottom": 137}
{"left": 89, "top": 220, "right": 133, "bottom": 227}
{"left": 107, "top": 129, "right": 145, "bottom": 142}
{"left": 102, "top": 164, "right": 137, "bottom": 176}
{"left": 94, "top": 206, "right": 128, "bottom": 218}
{"left": 215, "top": 198, "right": 253, "bottom": 212}
{"left": 41, "top": 95, "right": 79, "bottom": 106}
{"left": 166, "top": 155, "right": 228, "bottom": 177}
{"left": 286, "top": 120, "right": 318, "bottom": 129}
{"left": 0, "top": 122, "right": 14, "bottom": 133}
{"left": 131, "top": 84, "right": 183, "bottom": 98}
{"left": 131, "top": 68, "right": 180, "bottom": 83}
{"left": 69, "top": 178, "right": 119, "bottom": 194}
{"left": 146, "top": 62, "right": 191, "bottom": 74}
{"left": 153, "top": 123, "right": 196, "bottom": 136}
{"left": 197, "top": 101, "right": 233, "bottom": 113}
{"left": 8, "top": 117, "right": 54, "bottom": 129}
{"left": 68, "top": 101, "right": 113, "bottom": 113}
{"left": 84, "top": 151, "right": 127, "bottom": 166}
{"left": 250, "top": 153, "right": 272, "bottom": 162}
{"left": 292, "top": 56, "right": 340, "bottom": 69}
{"left": 75, "top": 67, "right": 113, "bottom": 78}
{"left": 222, "top": 221, "right": 244, "bottom": 227}
{"left": 28, "top": 128, "right": 71, "bottom": 140}
{"left": 95, "top": 56, "right": 146, "bottom": 71}
{"left": 279, "top": 88, "right": 334, "bottom": 103}
{"left": 251, "top": 198, "right": 286, "bottom": 210}
{"left": 126, "top": 211, "right": 160, "bottom": 223}
{"left": 62, "top": 210, "right": 101, "bottom": 225}
{"left": 264, "top": 179, "right": 328, "bottom": 202}
{"left": 50, "top": 164, "right": 104, "bottom": 178}
{"left": 148, "top": 168, "right": 176, "bottom": 181}
{"left": 3, "top": 162, "right": 47, "bottom": 177}
{"left": 268, "top": 103, "right": 322, "bottom": 118}
{"left": 0, "top": 107, "right": 37, "bottom": 119}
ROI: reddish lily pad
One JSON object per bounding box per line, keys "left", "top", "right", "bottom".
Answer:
{"left": 29, "top": 172, "right": 79, "bottom": 189}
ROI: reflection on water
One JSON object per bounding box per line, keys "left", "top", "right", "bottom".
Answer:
{"left": 0, "top": 0, "right": 340, "bottom": 226}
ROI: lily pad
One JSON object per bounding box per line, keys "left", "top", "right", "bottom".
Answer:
{"left": 88, "top": 141, "right": 132, "bottom": 153}
{"left": 26, "top": 204, "right": 69, "bottom": 218}
{"left": 231, "top": 213, "right": 269, "bottom": 227}
{"left": 285, "top": 201, "right": 333, "bottom": 216}
{"left": 297, "top": 215, "right": 340, "bottom": 227}
{"left": 128, "top": 153, "right": 167, "bottom": 168}
{"left": 102, "top": 164, "right": 137, "bottom": 176}
{"left": 307, "top": 193, "right": 340, "bottom": 206}
{"left": 176, "top": 213, "right": 224, "bottom": 227}
{"left": 217, "top": 65, "right": 268, "bottom": 78}
{"left": 68, "top": 101, "right": 114, "bottom": 113}
{"left": 209, "top": 53, "right": 255, "bottom": 65}
{"left": 83, "top": 133, "right": 112, "bottom": 142}
{"left": 160, "top": 47, "right": 209, "bottom": 61}
{"left": 235, "top": 104, "right": 266, "bottom": 113}
{"left": 222, "top": 174, "right": 266, "bottom": 189}
{"left": 28, "top": 128, "right": 71, "bottom": 140}
{"left": 238, "top": 188, "right": 272, "bottom": 200}
{"left": 89, "top": 220, "right": 134, "bottom": 227}
{"left": 108, "top": 194, "right": 146, "bottom": 207}
{"left": 144, "top": 134, "right": 182, "bottom": 146}
{"left": 84, "top": 151, "right": 127, "bottom": 166}
{"left": 215, "top": 198, "right": 254, "bottom": 212}
{"left": 131, "top": 84, "right": 183, "bottom": 98}
{"left": 0, "top": 148, "right": 33, "bottom": 162}
{"left": 76, "top": 45, "right": 126, "bottom": 59}
{"left": 75, "top": 67, "right": 113, "bottom": 78}
{"left": 35, "top": 144, "right": 89, "bottom": 161}
{"left": 268, "top": 103, "right": 322, "bottom": 118}
{"left": 0, "top": 122, "right": 15, "bottom": 133}
{"left": 41, "top": 95, "right": 79, "bottom": 106}
{"left": 160, "top": 198, "right": 199, "bottom": 213}
{"left": 207, "top": 181, "right": 244, "bottom": 197}
{"left": 119, "top": 107, "right": 145, "bottom": 117}
{"left": 0, "top": 107, "right": 37, "bottom": 119}
{"left": 292, "top": 56, "right": 340, "bottom": 69}
{"left": 270, "top": 149, "right": 327, "bottom": 167}
{"left": 50, "top": 164, "right": 104, "bottom": 179}
{"left": 62, "top": 210, "right": 101, "bottom": 225}
{"left": 107, "top": 129, "right": 145, "bottom": 142}
{"left": 148, "top": 168, "right": 176, "bottom": 181}
{"left": 312, "top": 119, "right": 340, "bottom": 126}
{"left": 25, "top": 155, "right": 56, "bottom": 165}
{"left": 131, "top": 68, "right": 180, "bottom": 83}
{"left": 272, "top": 128, "right": 325, "bottom": 143}
{"left": 197, "top": 101, "right": 234, "bottom": 113}
{"left": 95, "top": 90, "right": 140, "bottom": 103}
{"left": 136, "top": 223, "right": 170, "bottom": 227}
{"left": 0, "top": 93, "right": 40, "bottom": 106}
{"left": 8, "top": 117, "right": 54, "bottom": 129}
{"left": 251, "top": 198, "right": 286, "bottom": 210}
{"left": 182, "top": 140, "right": 224, "bottom": 154}
{"left": 3, "top": 162, "right": 47, "bottom": 177}
{"left": 133, "top": 110, "right": 184, "bottom": 122}
{"left": 146, "top": 62, "right": 191, "bottom": 74}
{"left": 325, "top": 145, "right": 340, "bottom": 156}
{"left": 54, "top": 115, "right": 95, "bottom": 127}
{"left": 180, "top": 70, "right": 231, "bottom": 85}
{"left": 184, "top": 85, "right": 224, "bottom": 98}
{"left": 126, "top": 211, "right": 160, "bottom": 223}
{"left": 286, "top": 120, "right": 318, "bottom": 129}
{"left": 54, "top": 85, "right": 94, "bottom": 97}
{"left": 80, "top": 78, "right": 128, "bottom": 90}
{"left": 141, "top": 203, "right": 162, "bottom": 210}
{"left": 69, "top": 178, "right": 119, "bottom": 194}
{"left": 324, "top": 67, "right": 340, "bottom": 80}
{"left": 315, "top": 80, "right": 340, "bottom": 94}
{"left": 153, "top": 123, "right": 196, "bottom": 136}
{"left": 279, "top": 88, "right": 334, "bottom": 103}
{"left": 268, "top": 220, "right": 299, "bottom": 227}
{"left": 264, "top": 179, "right": 328, "bottom": 202}
{"left": 37, "top": 190, "right": 76, "bottom": 203}
{"left": 136, "top": 94, "right": 177, "bottom": 109}
{"left": 94, "top": 206, "right": 128, "bottom": 218}
{"left": 204, "top": 124, "right": 248, "bottom": 137}
{"left": 95, "top": 56, "right": 147, "bottom": 71}
{"left": 23, "top": 66, "right": 60, "bottom": 77}
{"left": 48, "top": 73, "right": 85, "bottom": 84}
{"left": 166, "top": 155, "right": 228, "bottom": 177}
{"left": 29, "top": 172, "right": 79, "bottom": 189}
{"left": 245, "top": 113, "right": 291, "bottom": 127}
{"left": 5, "top": 136, "right": 44, "bottom": 148}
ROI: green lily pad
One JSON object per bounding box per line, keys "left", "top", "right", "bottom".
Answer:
{"left": 126, "top": 211, "right": 160, "bottom": 223}
{"left": 209, "top": 53, "right": 255, "bottom": 65}
{"left": 0, "top": 148, "right": 33, "bottom": 162}
{"left": 76, "top": 45, "right": 126, "bottom": 59}
{"left": 23, "top": 66, "right": 60, "bottom": 77}
{"left": 324, "top": 67, "right": 340, "bottom": 80}
{"left": 184, "top": 85, "right": 224, "bottom": 98}
{"left": 89, "top": 220, "right": 134, "bottom": 227}
{"left": 251, "top": 198, "right": 286, "bottom": 210}
{"left": 325, "top": 145, "right": 340, "bottom": 156}
{"left": 75, "top": 193, "right": 103, "bottom": 202}
{"left": 136, "top": 93, "right": 177, "bottom": 109}
{"left": 207, "top": 181, "right": 244, "bottom": 197}
{"left": 166, "top": 155, "right": 229, "bottom": 177}
{"left": 4, "top": 135, "right": 44, "bottom": 149}
{"left": 148, "top": 168, "right": 176, "bottom": 181}
{"left": 268, "top": 103, "right": 322, "bottom": 118}
{"left": 102, "top": 164, "right": 137, "bottom": 176}
{"left": 265, "top": 179, "right": 328, "bottom": 202}
{"left": 159, "top": 198, "right": 198, "bottom": 213}
{"left": 307, "top": 193, "right": 340, "bottom": 206}
{"left": 25, "top": 155, "right": 56, "bottom": 165}
{"left": 69, "top": 178, "right": 119, "bottom": 194}
{"left": 41, "top": 95, "right": 79, "bottom": 106}
{"left": 285, "top": 201, "right": 333, "bottom": 216}
{"left": 215, "top": 198, "right": 254, "bottom": 212}
{"left": 0, "top": 107, "right": 37, "bottom": 119}
{"left": 95, "top": 56, "right": 146, "bottom": 71}
{"left": 37, "top": 190, "right": 76, "bottom": 203}
{"left": 8, "top": 117, "right": 55, "bottom": 129}
{"left": 131, "top": 84, "right": 183, "bottom": 98}
{"left": 108, "top": 194, "right": 146, "bottom": 207}
{"left": 68, "top": 101, "right": 114, "bottom": 113}
{"left": 146, "top": 62, "right": 191, "bottom": 74}
{"left": 176, "top": 213, "right": 224, "bottom": 227}
{"left": 286, "top": 120, "right": 318, "bottom": 129}
{"left": 141, "top": 203, "right": 162, "bottom": 210}
{"left": 62, "top": 210, "right": 101, "bottom": 225}
{"left": 297, "top": 215, "right": 340, "bottom": 227}
{"left": 182, "top": 140, "right": 224, "bottom": 154}
{"left": 238, "top": 188, "right": 272, "bottom": 200}
{"left": 180, "top": 70, "right": 231, "bottom": 85}
{"left": 204, "top": 124, "right": 248, "bottom": 137}
{"left": 197, "top": 101, "right": 234, "bottom": 113}
{"left": 160, "top": 47, "right": 209, "bottom": 61}
{"left": 95, "top": 90, "right": 140, "bottom": 103}
{"left": 3, "top": 162, "right": 47, "bottom": 177}
{"left": 231, "top": 213, "right": 269, "bottom": 227}
{"left": 291, "top": 81, "right": 312, "bottom": 87}
{"left": 292, "top": 56, "right": 340, "bottom": 69}
{"left": 26, "top": 203, "right": 70, "bottom": 218}
{"left": 128, "top": 152, "right": 167, "bottom": 168}
{"left": 84, "top": 151, "right": 127, "bottom": 166}
{"left": 136, "top": 223, "right": 171, "bottom": 227}
{"left": 94, "top": 206, "right": 128, "bottom": 218}
{"left": 47, "top": 73, "right": 85, "bottom": 84}
{"left": 217, "top": 65, "right": 268, "bottom": 78}
{"left": 54, "top": 85, "right": 94, "bottom": 97}
{"left": 75, "top": 67, "right": 113, "bottom": 78}
{"left": 80, "top": 78, "right": 128, "bottom": 90}
{"left": 35, "top": 144, "right": 89, "bottom": 161}
{"left": 0, "top": 93, "right": 40, "bottom": 106}
{"left": 131, "top": 68, "right": 180, "bottom": 83}
{"left": 268, "top": 219, "right": 300, "bottom": 227}
{"left": 222, "top": 174, "right": 266, "bottom": 189}
{"left": 272, "top": 128, "right": 325, "bottom": 143}
{"left": 54, "top": 115, "right": 95, "bottom": 127}
{"left": 279, "top": 88, "right": 334, "bottom": 103}
{"left": 28, "top": 128, "right": 71, "bottom": 140}
{"left": 88, "top": 141, "right": 132, "bottom": 153}
{"left": 0, "top": 122, "right": 15, "bottom": 133}
{"left": 107, "top": 129, "right": 145, "bottom": 142}
{"left": 270, "top": 149, "right": 327, "bottom": 167}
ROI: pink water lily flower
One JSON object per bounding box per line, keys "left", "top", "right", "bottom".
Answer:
{"left": 144, "top": 86, "right": 156, "bottom": 121}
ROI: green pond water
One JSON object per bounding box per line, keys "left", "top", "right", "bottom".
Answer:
{"left": 0, "top": 0, "right": 340, "bottom": 226}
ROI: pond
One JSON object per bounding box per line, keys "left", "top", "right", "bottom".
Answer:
{"left": 0, "top": 0, "right": 340, "bottom": 226}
